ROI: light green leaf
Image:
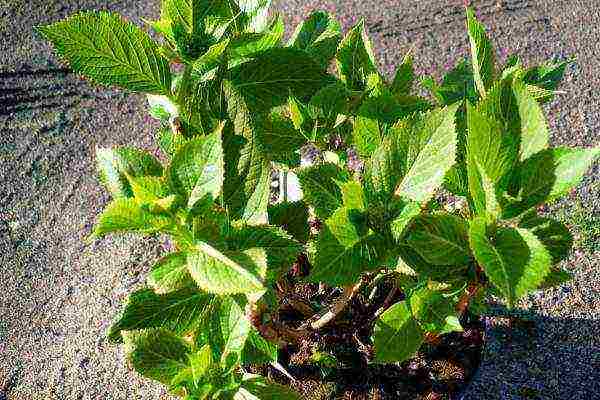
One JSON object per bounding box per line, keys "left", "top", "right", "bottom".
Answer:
{"left": 372, "top": 301, "right": 424, "bottom": 363}
{"left": 519, "top": 211, "right": 573, "bottom": 263}
{"left": 336, "top": 20, "right": 378, "bottom": 90}
{"left": 268, "top": 201, "right": 310, "bottom": 243}
{"left": 469, "top": 216, "right": 552, "bottom": 307}
{"left": 466, "top": 8, "right": 495, "bottom": 97}
{"left": 38, "top": 11, "right": 171, "bottom": 94}
{"left": 395, "top": 103, "right": 460, "bottom": 203}
{"left": 502, "top": 147, "right": 600, "bottom": 218}
{"left": 409, "top": 288, "right": 463, "bottom": 335}
{"left": 237, "top": 0, "right": 272, "bottom": 33}
{"left": 406, "top": 213, "right": 471, "bottom": 266}
{"left": 229, "top": 48, "right": 331, "bottom": 110}
{"left": 229, "top": 15, "right": 285, "bottom": 67}
{"left": 288, "top": 10, "right": 342, "bottom": 69}
{"left": 237, "top": 375, "right": 301, "bottom": 400}
{"left": 241, "top": 328, "right": 278, "bottom": 365}
{"left": 129, "top": 176, "right": 170, "bottom": 205}
{"left": 522, "top": 58, "right": 572, "bottom": 103}
{"left": 390, "top": 202, "right": 421, "bottom": 241}
{"left": 208, "top": 296, "right": 251, "bottom": 366}
{"left": 296, "top": 163, "right": 348, "bottom": 220}
{"left": 309, "top": 206, "right": 389, "bottom": 286}
{"left": 168, "top": 124, "right": 224, "bottom": 209}
{"left": 123, "top": 328, "right": 191, "bottom": 385}
{"left": 108, "top": 287, "right": 212, "bottom": 342}
{"left": 187, "top": 242, "right": 267, "bottom": 295}
{"left": 93, "top": 198, "right": 173, "bottom": 238}
{"left": 148, "top": 252, "right": 193, "bottom": 294}
{"left": 189, "top": 344, "right": 214, "bottom": 382}
{"left": 227, "top": 225, "right": 302, "bottom": 281}
{"left": 191, "top": 38, "right": 231, "bottom": 77}
{"left": 514, "top": 80, "right": 549, "bottom": 161}
{"left": 96, "top": 147, "right": 164, "bottom": 199}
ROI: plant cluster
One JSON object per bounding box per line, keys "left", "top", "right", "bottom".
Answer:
{"left": 39, "top": 1, "right": 599, "bottom": 398}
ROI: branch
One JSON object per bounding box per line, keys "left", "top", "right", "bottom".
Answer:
{"left": 310, "top": 280, "right": 363, "bottom": 330}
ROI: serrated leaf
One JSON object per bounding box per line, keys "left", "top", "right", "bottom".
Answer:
{"left": 514, "top": 80, "right": 549, "bottom": 161}
{"left": 406, "top": 213, "right": 470, "bottom": 266}
{"left": 469, "top": 216, "right": 552, "bottom": 307}
{"left": 189, "top": 344, "right": 214, "bottom": 382}
{"left": 236, "top": 375, "right": 301, "bottom": 400}
{"left": 188, "top": 242, "right": 267, "bottom": 295}
{"left": 129, "top": 175, "right": 170, "bottom": 205}
{"left": 39, "top": 11, "right": 171, "bottom": 94}
{"left": 336, "top": 20, "right": 378, "bottom": 91}
{"left": 96, "top": 147, "right": 164, "bottom": 199}
{"left": 123, "top": 328, "right": 191, "bottom": 385}
{"left": 191, "top": 38, "right": 231, "bottom": 77}
{"left": 372, "top": 301, "right": 424, "bottom": 364}
{"left": 390, "top": 202, "right": 421, "bottom": 241}
{"left": 108, "top": 287, "right": 212, "bottom": 342}
{"left": 288, "top": 10, "right": 342, "bottom": 69}
{"left": 157, "top": 126, "right": 190, "bottom": 159}
{"left": 538, "top": 268, "right": 573, "bottom": 289}
{"left": 519, "top": 211, "right": 573, "bottom": 263}
{"left": 148, "top": 252, "right": 193, "bottom": 294}
{"left": 268, "top": 201, "right": 310, "bottom": 243}
{"left": 258, "top": 113, "right": 307, "bottom": 164}
{"left": 208, "top": 296, "right": 251, "bottom": 367}
{"left": 308, "top": 81, "right": 350, "bottom": 127}
{"left": 466, "top": 8, "right": 495, "bottom": 97}
{"left": 522, "top": 58, "right": 572, "bottom": 103}
{"left": 241, "top": 328, "right": 278, "bottom": 365}
{"left": 229, "top": 47, "right": 331, "bottom": 110}
{"left": 425, "top": 60, "right": 478, "bottom": 106}
{"left": 227, "top": 225, "right": 302, "bottom": 281}
{"left": 353, "top": 92, "right": 407, "bottom": 158}
{"left": 168, "top": 124, "right": 224, "bottom": 209}
{"left": 229, "top": 15, "right": 285, "bottom": 67}
{"left": 502, "top": 147, "right": 600, "bottom": 218}
{"left": 93, "top": 198, "right": 173, "bottom": 238}
{"left": 309, "top": 206, "right": 389, "bottom": 286}
{"left": 296, "top": 163, "right": 348, "bottom": 220}
{"left": 222, "top": 81, "right": 271, "bottom": 224}
{"left": 395, "top": 103, "right": 460, "bottom": 203}
{"left": 409, "top": 288, "right": 462, "bottom": 335}
{"left": 391, "top": 53, "right": 414, "bottom": 96}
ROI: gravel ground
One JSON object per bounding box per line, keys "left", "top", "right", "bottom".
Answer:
{"left": 1, "top": 0, "right": 598, "bottom": 399}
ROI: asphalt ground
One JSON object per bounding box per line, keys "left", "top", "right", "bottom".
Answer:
{"left": 1, "top": 0, "right": 599, "bottom": 399}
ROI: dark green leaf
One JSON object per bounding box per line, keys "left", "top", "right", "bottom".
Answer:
{"left": 391, "top": 53, "right": 414, "bottom": 96}
{"left": 336, "top": 20, "right": 378, "bottom": 91}
{"left": 288, "top": 10, "right": 342, "bottom": 69}
{"left": 241, "top": 328, "right": 278, "bottom": 365}
{"left": 372, "top": 301, "right": 424, "bottom": 363}
{"left": 296, "top": 163, "right": 348, "bottom": 220}
{"left": 148, "top": 252, "right": 193, "bottom": 294}
{"left": 268, "top": 201, "right": 310, "bottom": 243}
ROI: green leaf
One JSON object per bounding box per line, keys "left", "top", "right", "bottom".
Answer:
{"left": 336, "top": 20, "right": 378, "bottom": 91}
{"left": 208, "top": 296, "right": 251, "bottom": 366}
{"left": 96, "top": 147, "right": 163, "bottom": 199}
{"left": 157, "top": 126, "right": 190, "bottom": 159}
{"left": 514, "top": 80, "right": 549, "bottom": 161}
{"left": 309, "top": 206, "right": 389, "bottom": 286}
{"left": 466, "top": 101, "right": 516, "bottom": 215}
{"left": 297, "top": 163, "right": 348, "bottom": 220}
{"left": 229, "top": 48, "right": 331, "bottom": 110}
{"left": 258, "top": 113, "right": 306, "bottom": 165}
{"left": 38, "top": 11, "right": 171, "bottom": 95}
{"left": 129, "top": 175, "right": 170, "bottom": 205}
{"left": 502, "top": 147, "right": 600, "bottom": 218}
{"left": 108, "top": 287, "right": 212, "bottom": 342}
{"left": 229, "top": 15, "right": 285, "bottom": 67}
{"left": 372, "top": 301, "right": 424, "bottom": 364}
{"left": 93, "top": 198, "right": 173, "bottom": 238}
{"left": 391, "top": 53, "right": 414, "bottom": 96}
{"left": 227, "top": 225, "right": 302, "bottom": 281}
{"left": 466, "top": 8, "right": 495, "bottom": 97}
{"left": 288, "top": 10, "right": 342, "bottom": 69}
{"left": 522, "top": 58, "right": 572, "bottom": 103}
{"left": 237, "top": 375, "right": 301, "bottom": 400}
{"left": 406, "top": 213, "right": 471, "bottom": 266}
{"left": 268, "top": 201, "right": 310, "bottom": 243}
{"left": 519, "top": 211, "right": 573, "bottom": 263}
{"left": 191, "top": 38, "right": 231, "bottom": 77}
{"left": 390, "top": 202, "right": 421, "bottom": 241}
{"left": 148, "top": 252, "right": 193, "bottom": 294}
{"left": 537, "top": 267, "right": 573, "bottom": 289}
{"left": 168, "top": 124, "right": 224, "bottom": 208}
{"left": 424, "top": 59, "right": 478, "bottom": 105}
{"left": 409, "top": 288, "right": 462, "bottom": 335}
{"left": 308, "top": 81, "right": 350, "bottom": 127}
{"left": 469, "top": 216, "right": 552, "bottom": 307}
{"left": 241, "top": 328, "right": 278, "bottom": 365}
{"left": 353, "top": 92, "right": 407, "bottom": 158}
{"left": 395, "top": 103, "right": 460, "bottom": 203}
{"left": 189, "top": 344, "right": 214, "bottom": 382}
{"left": 123, "top": 328, "right": 191, "bottom": 385}
{"left": 222, "top": 81, "right": 271, "bottom": 225}
{"left": 187, "top": 242, "right": 267, "bottom": 295}
{"left": 237, "top": 0, "right": 272, "bottom": 33}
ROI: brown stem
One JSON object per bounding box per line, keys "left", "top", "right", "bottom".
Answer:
{"left": 310, "top": 280, "right": 363, "bottom": 330}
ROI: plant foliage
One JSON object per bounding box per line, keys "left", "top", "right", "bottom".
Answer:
{"left": 40, "top": 2, "right": 598, "bottom": 398}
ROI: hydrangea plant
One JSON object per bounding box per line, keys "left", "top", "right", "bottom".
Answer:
{"left": 39, "top": 2, "right": 599, "bottom": 398}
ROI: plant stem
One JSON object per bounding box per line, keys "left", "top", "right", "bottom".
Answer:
{"left": 310, "top": 280, "right": 363, "bottom": 330}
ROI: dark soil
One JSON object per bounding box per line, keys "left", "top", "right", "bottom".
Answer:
{"left": 251, "top": 260, "right": 484, "bottom": 400}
